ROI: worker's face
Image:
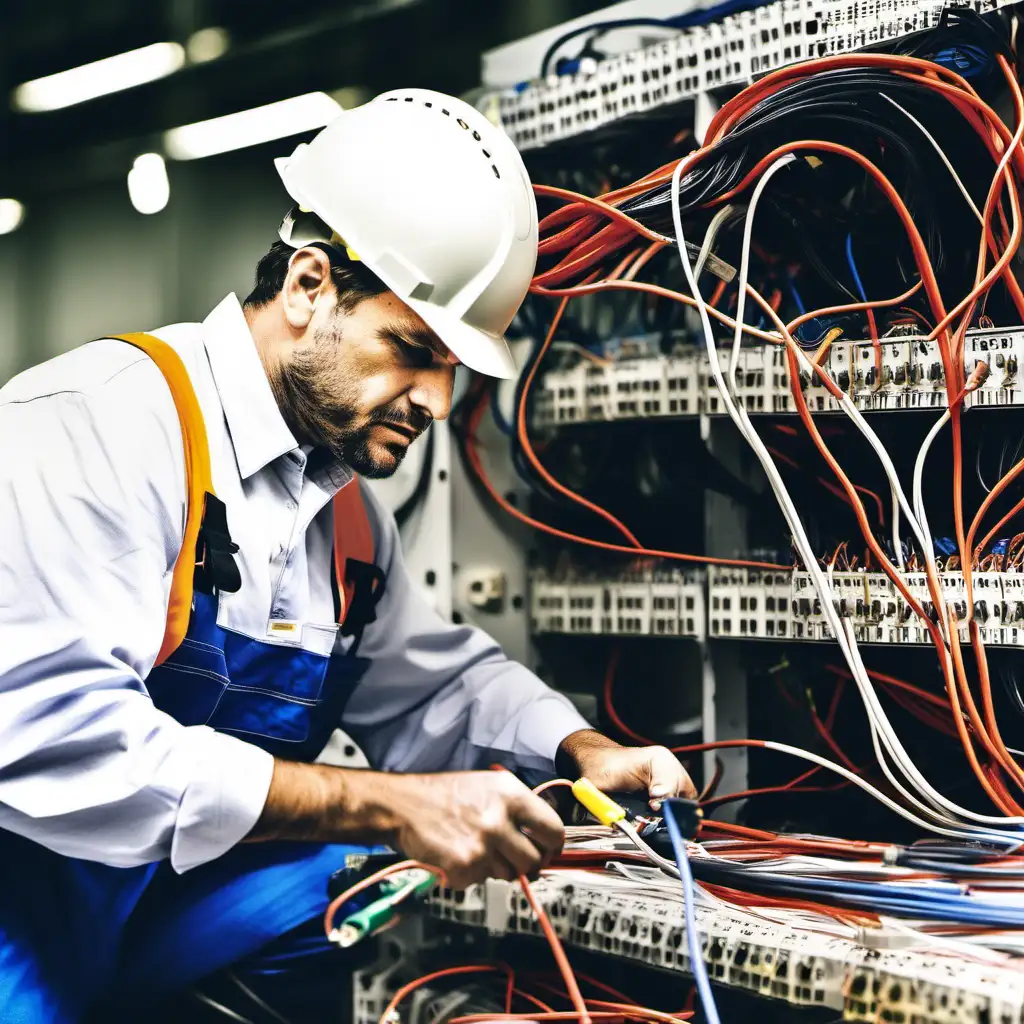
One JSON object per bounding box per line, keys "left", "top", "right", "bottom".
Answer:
{"left": 276, "top": 261, "right": 457, "bottom": 478}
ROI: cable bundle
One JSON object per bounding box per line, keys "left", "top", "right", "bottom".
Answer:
{"left": 454, "top": 9, "right": 1024, "bottom": 852}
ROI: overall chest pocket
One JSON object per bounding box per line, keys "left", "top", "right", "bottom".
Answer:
{"left": 146, "top": 596, "right": 341, "bottom": 745}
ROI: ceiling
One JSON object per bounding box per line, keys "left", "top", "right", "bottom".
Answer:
{"left": 0, "top": 0, "right": 606, "bottom": 195}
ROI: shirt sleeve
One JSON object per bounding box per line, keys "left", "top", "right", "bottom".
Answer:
{"left": 341, "top": 484, "right": 591, "bottom": 775}
{"left": 0, "top": 364, "right": 274, "bottom": 873}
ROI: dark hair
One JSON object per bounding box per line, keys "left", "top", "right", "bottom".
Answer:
{"left": 243, "top": 239, "right": 388, "bottom": 312}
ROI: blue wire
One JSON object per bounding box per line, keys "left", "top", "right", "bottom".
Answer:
{"left": 491, "top": 384, "right": 514, "bottom": 436}
{"left": 845, "top": 234, "right": 868, "bottom": 303}
{"left": 787, "top": 279, "right": 806, "bottom": 316}
{"left": 663, "top": 801, "right": 722, "bottom": 1024}
{"left": 539, "top": 1, "right": 765, "bottom": 77}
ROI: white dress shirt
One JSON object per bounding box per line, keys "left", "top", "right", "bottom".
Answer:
{"left": 0, "top": 294, "right": 589, "bottom": 873}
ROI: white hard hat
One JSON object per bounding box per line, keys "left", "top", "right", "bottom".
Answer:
{"left": 274, "top": 88, "right": 538, "bottom": 379}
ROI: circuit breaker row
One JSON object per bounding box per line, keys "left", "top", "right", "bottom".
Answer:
{"left": 428, "top": 876, "right": 1024, "bottom": 1024}
{"left": 709, "top": 567, "right": 1024, "bottom": 646}
{"left": 533, "top": 327, "right": 1024, "bottom": 427}
{"left": 493, "top": 0, "right": 1015, "bottom": 151}
{"left": 530, "top": 567, "right": 706, "bottom": 638}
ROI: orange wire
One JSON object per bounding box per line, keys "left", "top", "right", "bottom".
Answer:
{"left": 524, "top": 53, "right": 1024, "bottom": 818}
{"left": 534, "top": 778, "right": 575, "bottom": 796}
{"left": 518, "top": 877, "right": 591, "bottom": 1024}
{"left": 379, "top": 965, "right": 503, "bottom": 1024}
{"left": 323, "top": 858, "right": 446, "bottom": 937}
{"left": 464, "top": 382, "right": 788, "bottom": 571}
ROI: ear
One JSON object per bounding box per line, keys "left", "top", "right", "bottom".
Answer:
{"left": 281, "top": 247, "right": 334, "bottom": 332}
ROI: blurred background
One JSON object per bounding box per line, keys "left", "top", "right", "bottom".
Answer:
{"left": 0, "top": 0, "right": 609, "bottom": 382}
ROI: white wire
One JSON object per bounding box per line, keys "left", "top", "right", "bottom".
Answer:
{"left": 194, "top": 991, "right": 256, "bottom": 1024}
{"left": 728, "top": 168, "right": 1024, "bottom": 831}
{"left": 879, "top": 94, "right": 984, "bottom": 224}
{"left": 694, "top": 203, "right": 737, "bottom": 279}
{"left": 671, "top": 153, "right": 1024, "bottom": 838}
{"left": 614, "top": 818, "right": 681, "bottom": 876}
{"left": 674, "top": 156, "right": 967, "bottom": 833}
{"left": 913, "top": 409, "right": 954, "bottom": 640}
{"left": 763, "top": 738, "right": 1015, "bottom": 846}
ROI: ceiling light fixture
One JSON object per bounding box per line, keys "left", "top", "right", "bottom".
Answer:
{"left": 186, "top": 27, "right": 231, "bottom": 64}
{"left": 127, "top": 154, "right": 170, "bottom": 214}
{"left": 12, "top": 42, "right": 186, "bottom": 113}
{"left": 164, "top": 92, "right": 342, "bottom": 161}
{"left": 0, "top": 199, "right": 25, "bottom": 235}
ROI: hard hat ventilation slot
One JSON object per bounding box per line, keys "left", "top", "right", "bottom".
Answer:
{"left": 385, "top": 95, "right": 503, "bottom": 181}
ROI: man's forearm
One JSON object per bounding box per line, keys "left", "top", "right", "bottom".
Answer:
{"left": 555, "top": 728, "right": 622, "bottom": 779}
{"left": 247, "top": 758, "right": 403, "bottom": 845}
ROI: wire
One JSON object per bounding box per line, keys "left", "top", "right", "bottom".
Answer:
{"left": 518, "top": 878, "right": 591, "bottom": 1024}
{"left": 227, "top": 973, "right": 295, "bottom": 1024}
{"left": 534, "top": 778, "right": 575, "bottom": 796}
{"left": 662, "top": 801, "right": 721, "bottom": 1024}
{"left": 672, "top": 150, "right": 1024, "bottom": 835}
{"left": 324, "top": 859, "right": 445, "bottom": 938}
{"left": 379, "top": 966, "right": 501, "bottom": 1024}
{"left": 194, "top": 992, "right": 256, "bottom": 1024}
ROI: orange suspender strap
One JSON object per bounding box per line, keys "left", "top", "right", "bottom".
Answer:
{"left": 332, "top": 479, "right": 375, "bottom": 625}
{"left": 111, "top": 333, "right": 214, "bottom": 666}
{"left": 112, "top": 332, "right": 377, "bottom": 659}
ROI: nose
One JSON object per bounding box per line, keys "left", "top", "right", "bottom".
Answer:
{"left": 408, "top": 363, "right": 455, "bottom": 422}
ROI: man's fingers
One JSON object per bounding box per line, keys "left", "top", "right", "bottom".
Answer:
{"left": 496, "top": 828, "right": 546, "bottom": 879}
{"left": 513, "top": 794, "right": 566, "bottom": 862}
{"left": 648, "top": 748, "right": 698, "bottom": 806}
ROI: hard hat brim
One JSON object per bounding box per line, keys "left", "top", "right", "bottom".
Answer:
{"left": 403, "top": 296, "right": 517, "bottom": 380}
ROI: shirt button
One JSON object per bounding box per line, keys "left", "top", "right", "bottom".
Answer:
{"left": 286, "top": 499, "right": 297, "bottom": 511}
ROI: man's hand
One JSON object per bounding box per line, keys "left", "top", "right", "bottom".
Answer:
{"left": 251, "top": 761, "right": 564, "bottom": 890}
{"left": 558, "top": 729, "right": 697, "bottom": 809}
{"left": 387, "top": 770, "right": 565, "bottom": 889}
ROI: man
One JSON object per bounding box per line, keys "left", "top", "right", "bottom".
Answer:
{"left": 0, "top": 89, "right": 693, "bottom": 1021}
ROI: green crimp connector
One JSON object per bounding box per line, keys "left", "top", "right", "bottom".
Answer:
{"left": 332, "top": 870, "right": 439, "bottom": 948}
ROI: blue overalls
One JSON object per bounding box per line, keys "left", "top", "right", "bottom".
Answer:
{"left": 0, "top": 337, "right": 389, "bottom": 1022}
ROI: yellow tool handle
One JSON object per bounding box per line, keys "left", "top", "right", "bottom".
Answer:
{"left": 572, "top": 778, "right": 626, "bottom": 826}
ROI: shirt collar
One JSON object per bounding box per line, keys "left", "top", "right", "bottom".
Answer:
{"left": 201, "top": 294, "right": 299, "bottom": 480}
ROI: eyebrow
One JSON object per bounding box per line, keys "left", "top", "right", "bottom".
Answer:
{"left": 378, "top": 323, "right": 452, "bottom": 361}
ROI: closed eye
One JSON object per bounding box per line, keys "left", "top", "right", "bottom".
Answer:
{"left": 382, "top": 328, "right": 443, "bottom": 369}
{"left": 395, "top": 339, "right": 435, "bottom": 369}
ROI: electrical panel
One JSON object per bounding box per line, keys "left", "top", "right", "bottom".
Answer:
{"left": 400, "top": 2, "right": 1024, "bottom": 1022}
{"left": 489, "top": 0, "right": 1016, "bottom": 151}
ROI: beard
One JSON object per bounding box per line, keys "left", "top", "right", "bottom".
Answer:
{"left": 271, "top": 320, "right": 429, "bottom": 478}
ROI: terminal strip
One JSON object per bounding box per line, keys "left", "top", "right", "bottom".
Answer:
{"left": 428, "top": 875, "right": 1024, "bottom": 1024}
{"left": 530, "top": 565, "right": 706, "bottom": 639}
{"left": 532, "top": 327, "right": 1024, "bottom": 427}
{"left": 708, "top": 567, "right": 1024, "bottom": 645}
{"left": 492, "top": 0, "right": 1016, "bottom": 151}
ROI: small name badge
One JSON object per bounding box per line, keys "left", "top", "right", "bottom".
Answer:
{"left": 267, "top": 619, "right": 299, "bottom": 637}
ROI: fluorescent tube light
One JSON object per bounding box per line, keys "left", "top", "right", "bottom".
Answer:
{"left": 13, "top": 42, "right": 186, "bottom": 113}
{"left": 164, "top": 92, "right": 342, "bottom": 161}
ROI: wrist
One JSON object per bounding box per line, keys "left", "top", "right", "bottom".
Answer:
{"left": 251, "top": 759, "right": 405, "bottom": 845}
{"left": 341, "top": 769, "right": 406, "bottom": 845}
{"left": 555, "top": 729, "right": 622, "bottom": 778}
